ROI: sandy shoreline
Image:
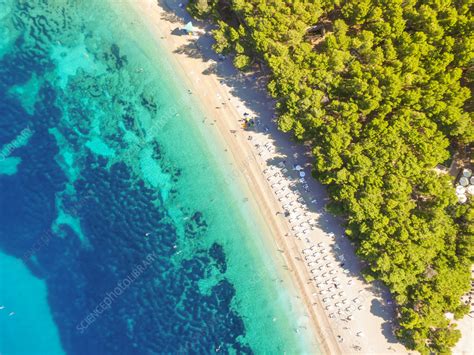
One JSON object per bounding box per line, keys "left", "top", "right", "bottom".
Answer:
{"left": 126, "top": 0, "right": 403, "bottom": 353}
{"left": 125, "top": 0, "right": 408, "bottom": 353}
{"left": 122, "top": 0, "right": 443, "bottom": 354}
{"left": 129, "top": 3, "right": 339, "bottom": 352}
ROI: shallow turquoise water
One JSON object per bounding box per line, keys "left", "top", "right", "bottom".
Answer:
{"left": 0, "top": 251, "right": 64, "bottom": 354}
{"left": 0, "top": 0, "right": 318, "bottom": 353}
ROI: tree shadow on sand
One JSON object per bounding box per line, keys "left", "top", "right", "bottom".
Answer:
{"left": 158, "top": 0, "right": 401, "bottom": 347}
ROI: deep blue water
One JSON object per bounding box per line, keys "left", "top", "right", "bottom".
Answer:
{"left": 0, "top": 1, "right": 250, "bottom": 353}
{"left": 0, "top": 1, "right": 317, "bottom": 354}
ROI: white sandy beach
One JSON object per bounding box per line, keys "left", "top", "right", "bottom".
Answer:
{"left": 125, "top": 0, "right": 473, "bottom": 354}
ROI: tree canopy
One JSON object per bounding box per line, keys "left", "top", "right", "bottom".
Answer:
{"left": 189, "top": 0, "right": 474, "bottom": 353}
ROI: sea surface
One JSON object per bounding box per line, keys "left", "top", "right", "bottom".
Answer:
{"left": 0, "top": 0, "right": 318, "bottom": 354}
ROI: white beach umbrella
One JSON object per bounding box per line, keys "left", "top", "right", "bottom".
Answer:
{"left": 183, "top": 21, "right": 196, "bottom": 33}
{"left": 458, "top": 194, "right": 467, "bottom": 203}
{"left": 467, "top": 185, "right": 474, "bottom": 195}
{"left": 299, "top": 171, "right": 306, "bottom": 177}
{"left": 462, "top": 168, "right": 472, "bottom": 178}
{"left": 460, "top": 177, "right": 469, "bottom": 186}
{"left": 348, "top": 304, "right": 357, "bottom": 311}
{"left": 456, "top": 185, "right": 466, "bottom": 195}
{"left": 471, "top": 176, "right": 474, "bottom": 185}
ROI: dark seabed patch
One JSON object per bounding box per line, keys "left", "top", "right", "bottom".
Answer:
{"left": 0, "top": 0, "right": 252, "bottom": 353}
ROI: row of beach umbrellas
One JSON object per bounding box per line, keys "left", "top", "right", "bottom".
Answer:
{"left": 456, "top": 168, "right": 473, "bottom": 203}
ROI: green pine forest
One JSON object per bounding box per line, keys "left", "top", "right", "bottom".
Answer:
{"left": 188, "top": 0, "right": 473, "bottom": 353}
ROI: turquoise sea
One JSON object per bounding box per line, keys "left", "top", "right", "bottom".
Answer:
{"left": 0, "top": 0, "right": 320, "bottom": 354}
